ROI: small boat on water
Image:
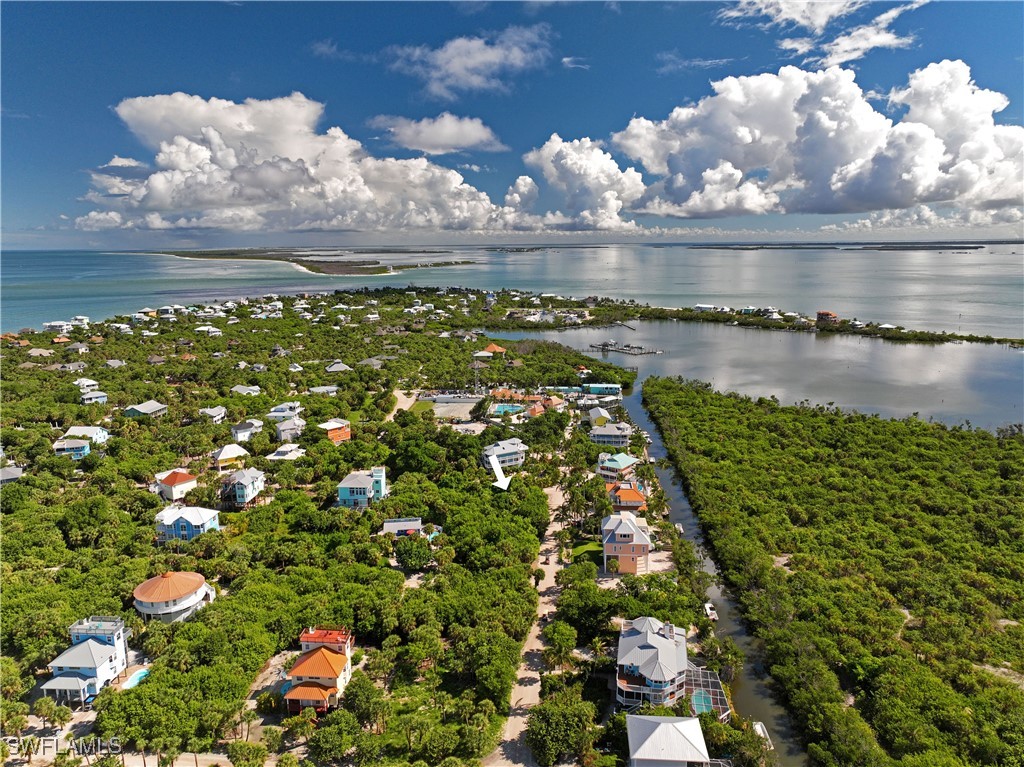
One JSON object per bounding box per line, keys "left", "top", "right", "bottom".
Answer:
{"left": 674, "top": 523, "right": 685, "bottom": 535}
{"left": 753, "top": 721, "right": 774, "bottom": 750}
{"left": 704, "top": 602, "right": 719, "bottom": 621}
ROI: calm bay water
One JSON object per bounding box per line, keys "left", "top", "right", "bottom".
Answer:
{"left": 499, "top": 322, "right": 1023, "bottom": 432}
{"left": 3, "top": 245, "right": 1022, "bottom": 337}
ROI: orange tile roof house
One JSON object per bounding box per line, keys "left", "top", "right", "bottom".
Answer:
{"left": 133, "top": 571, "right": 215, "bottom": 623}
{"left": 607, "top": 481, "right": 649, "bottom": 514}
{"left": 284, "top": 627, "right": 355, "bottom": 714}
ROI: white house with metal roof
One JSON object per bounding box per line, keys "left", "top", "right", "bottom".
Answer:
{"left": 481, "top": 438, "right": 529, "bottom": 468}
{"left": 230, "top": 419, "right": 263, "bottom": 442}
{"left": 199, "top": 405, "right": 227, "bottom": 424}
{"left": 267, "top": 401, "right": 304, "bottom": 422}
{"left": 590, "top": 422, "right": 634, "bottom": 448}
{"left": 626, "top": 715, "right": 711, "bottom": 767}
{"left": 62, "top": 426, "right": 110, "bottom": 444}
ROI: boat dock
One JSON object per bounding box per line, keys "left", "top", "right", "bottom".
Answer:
{"left": 589, "top": 340, "right": 663, "bottom": 355}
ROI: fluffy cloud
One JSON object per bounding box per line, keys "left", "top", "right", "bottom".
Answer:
{"left": 75, "top": 211, "right": 124, "bottom": 230}
{"left": 388, "top": 24, "right": 552, "bottom": 100}
{"left": 505, "top": 175, "right": 539, "bottom": 211}
{"left": 523, "top": 134, "right": 645, "bottom": 229}
{"left": 719, "top": 0, "right": 868, "bottom": 35}
{"left": 79, "top": 92, "right": 541, "bottom": 234}
{"left": 77, "top": 60, "right": 1022, "bottom": 235}
{"left": 369, "top": 112, "right": 508, "bottom": 154}
{"left": 612, "top": 61, "right": 1022, "bottom": 219}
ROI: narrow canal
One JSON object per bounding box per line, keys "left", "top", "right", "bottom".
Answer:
{"left": 622, "top": 388, "right": 807, "bottom": 767}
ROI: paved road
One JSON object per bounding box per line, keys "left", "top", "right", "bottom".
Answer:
{"left": 386, "top": 388, "right": 417, "bottom": 420}
{"left": 483, "top": 485, "right": 565, "bottom": 767}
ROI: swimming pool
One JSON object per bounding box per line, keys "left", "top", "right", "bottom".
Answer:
{"left": 122, "top": 669, "right": 150, "bottom": 689}
{"left": 493, "top": 404, "right": 524, "bottom": 415}
{"left": 690, "top": 689, "right": 714, "bottom": 714}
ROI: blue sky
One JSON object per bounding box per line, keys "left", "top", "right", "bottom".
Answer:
{"left": 2, "top": 1, "right": 1022, "bottom": 247}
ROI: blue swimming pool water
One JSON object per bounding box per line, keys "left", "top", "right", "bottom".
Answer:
{"left": 122, "top": 669, "right": 150, "bottom": 689}
{"left": 691, "top": 689, "right": 713, "bottom": 714}
{"left": 493, "top": 404, "right": 524, "bottom": 415}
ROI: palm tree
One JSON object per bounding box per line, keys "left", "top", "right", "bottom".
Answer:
{"left": 52, "top": 705, "right": 73, "bottom": 733}
{"left": 20, "top": 736, "right": 41, "bottom": 764}
{"left": 185, "top": 737, "right": 208, "bottom": 767}
{"left": 33, "top": 696, "right": 57, "bottom": 731}
{"left": 589, "top": 636, "right": 607, "bottom": 658}
{"left": 136, "top": 737, "right": 148, "bottom": 767}
{"left": 241, "top": 708, "right": 258, "bottom": 742}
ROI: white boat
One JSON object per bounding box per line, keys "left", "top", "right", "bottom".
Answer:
{"left": 753, "top": 721, "right": 774, "bottom": 750}
{"left": 704, "top": 602, "right": 719, "bottom": 621}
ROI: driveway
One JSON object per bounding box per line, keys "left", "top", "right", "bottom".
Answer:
{"left": 483, "top": 485, "right": 565, "bottom": 767}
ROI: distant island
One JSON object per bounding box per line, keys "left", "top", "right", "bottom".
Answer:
{"left": 153, "top": 248, "right": 476, "bottom": 275}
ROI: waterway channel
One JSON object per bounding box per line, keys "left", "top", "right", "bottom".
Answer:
{"left": 494, "top": 320, "right": 1023, "bottom": 766}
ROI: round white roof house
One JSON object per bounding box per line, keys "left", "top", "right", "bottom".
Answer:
{"left": 133, "top": 571, "right": 215, "bottom": 623}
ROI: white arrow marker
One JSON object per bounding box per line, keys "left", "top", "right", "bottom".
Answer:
{"left": 488, "top": 454, "right": 511, "bottom": 491}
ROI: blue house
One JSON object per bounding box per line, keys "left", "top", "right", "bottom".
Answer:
{"left": 337, "top": 467, "right": 388, "bottom": 509}
{"left": 81, "top": 391, "right": 108, "bottom": 405}
{"left": 221, "top": 468, "right": 266, "bottom": 506}
{"left": 53, "top": 438, "right": 91, "bottom": 460}
{"left": 155, "top": 505, "right": 220, "bottom": 542}
{"left": 41, "top": 616, "right": 131, "bottom": 708}
{"left": 583, "top": 383, "right": 623, "bottom": 398}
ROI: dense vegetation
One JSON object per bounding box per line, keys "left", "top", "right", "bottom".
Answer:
{"left": 0, "top": 287, "right": 633, "bottom": 766}
{"left": 643, "top": 377, "right": 1024, "bottom": 767}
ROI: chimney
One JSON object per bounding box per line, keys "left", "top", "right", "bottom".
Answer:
{"left": 665, "top": 622, "right": 675, "bottom": 640}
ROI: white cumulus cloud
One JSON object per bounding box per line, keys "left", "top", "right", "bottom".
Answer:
{"left": 611, "top": 61, "right": 1022, "bottom": 220}
{"left": 368, "top": 112, "right": 508, "bottom": 154}
{"left": 388, "top": 24, "right": 552, "bottom": 100}
{"left": 523, "top": 134, "right": 645, "bottom": 230}
{"left": 78, "top": 92, "right": 546, "bottom": 234}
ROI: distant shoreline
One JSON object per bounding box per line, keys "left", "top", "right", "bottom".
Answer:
{"left": 147, "top": 248, "right": 476, "bottom": 275}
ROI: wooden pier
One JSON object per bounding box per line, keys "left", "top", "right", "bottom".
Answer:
{"left": 589, "top": 340, "right": 663, "bottom": 355}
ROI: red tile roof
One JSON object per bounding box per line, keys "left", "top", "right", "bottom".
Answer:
{"left": 161, "top": 470, "right": 197, "bottom": 487}
{"left": 300, "top": 627, "right": 353, "bottom": 645}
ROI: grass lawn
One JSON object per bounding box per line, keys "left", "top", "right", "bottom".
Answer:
{"left": 572, "top": 539, "right": 603, "bottom": 567}
{"left": 410, "top": 400, "right": 433, "bottom": 414}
